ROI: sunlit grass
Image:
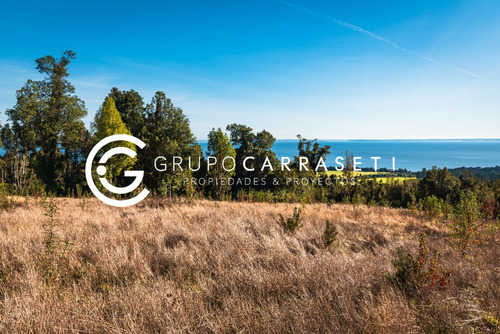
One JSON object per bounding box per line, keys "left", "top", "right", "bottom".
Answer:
{"left": 0, "top": 198, "right": 495, "bottom": 332}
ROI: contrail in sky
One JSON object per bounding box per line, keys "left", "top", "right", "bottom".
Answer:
{"left": 274, "top": 0, "right": 484, "bottom": 79}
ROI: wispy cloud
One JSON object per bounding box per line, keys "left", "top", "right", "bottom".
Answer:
{"left": 274, "top": 0, "right": 484, "bottom": 79}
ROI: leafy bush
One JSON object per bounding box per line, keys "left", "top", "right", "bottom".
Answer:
{"left": 278, "top": 207, "right": 303, "bottom": 234}
{"left": 422, "top": 195, "right": 445, "bottom": 221}
{"left": 448, "top": 191, "right": 483, "bottom": 255}
{"left": 0, "top": 183, "right": 14, "bottom": 196}
{"left": 387, "top": 233, "right": 450, "bottom": 295}
{"left": 0, "top": 191, "right": 14, "bottom": 211}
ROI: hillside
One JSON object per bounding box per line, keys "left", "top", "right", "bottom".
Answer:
{"left": 0, "top": 198, "right": 498, "bottom": 333}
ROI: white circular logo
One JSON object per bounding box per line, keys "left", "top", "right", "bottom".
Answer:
{"left": 85, "top": 135, "right": 150, "bottom": 207}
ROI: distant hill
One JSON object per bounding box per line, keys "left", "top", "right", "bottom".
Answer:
{"left": 354, "top": 166, "right": 500, "bottom": 180}
{"left": 414, "top": 166, "right": 500, "bottom": 180}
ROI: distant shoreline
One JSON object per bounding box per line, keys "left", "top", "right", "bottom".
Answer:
{"left": 197, "top": 139, "right": 500, "bottom": 172}
{"left": 198, "top": 138, "right": 500, "bottom": 142}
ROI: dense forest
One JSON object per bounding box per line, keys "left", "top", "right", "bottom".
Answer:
{"left": 1, "top": 51, "right": 499, "bottom": 219}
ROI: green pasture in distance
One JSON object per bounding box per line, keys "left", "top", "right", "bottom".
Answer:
{"left": 319, "top": 170, "right": 416, "bottom": 183}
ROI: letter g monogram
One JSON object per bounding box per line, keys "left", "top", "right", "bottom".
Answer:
{"left": 85, "top": 135, "right": 150, "bottom": 207}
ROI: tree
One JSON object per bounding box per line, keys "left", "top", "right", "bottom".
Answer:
{"left": 419, "top": 167, "right": 459, "bottom": 203}
{"left": 139, "top": 91, "right": 201, "bottom": 195}
{"left": 449, "top": 191, "right": 483, "bottom": 255}
{"left": 207, "top": 128, "right": 236, "bottom": 199}
{"left": 5, "top": 50, "right": 87, "bottom": 194}
{"left": 0, "top": 124, "right": 30, "bottom": 192}
{"left": 295, "top": 135, "right": 331, "bottom": 172}
{"left": 226, "top": 123, "right": 279, "bottom": 190}
{"left": 107, "top": 87, "right": 145, "bottom": 138}
{"left": 92, "top": 97, "right": 135, "bottom": 181}
{"left": 342, "top": 150, "right": 355, "bottom": 181}
{"left": 61, "top": 116, "right": 92, "bottom": 196}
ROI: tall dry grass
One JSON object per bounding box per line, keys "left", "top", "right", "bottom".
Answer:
{"left": 0, "top": 198, "right": 498, "bottom": 333}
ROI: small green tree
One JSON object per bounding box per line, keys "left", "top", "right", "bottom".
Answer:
{"left": 322, "top": 219, "right": 339, "bottom": 248}
{"left": 387, "top": 233, "right": 450, "bottom": 295}
{"left": 107, "top": 87, "right": 145, "bottom": 138}
{"left": 342, "top": 150, "right": 355, "bottom": 181}
{"left": 206, "top": 128, "right": 236, "bottom": 200}
{"left": 449, "top": 191, "right": 483, "bottom": 255}
{"left": 422, "top": 195, "right": 445, "bottom": 221}
{"left": 92, "top": 96, "right": 135, "bottom": 180}
{"left": 278, "top": 207, "right": 303, "bottom": 234}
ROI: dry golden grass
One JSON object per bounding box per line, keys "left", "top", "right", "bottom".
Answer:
{"left": 0, "top": 198, "right": 498, "bottom": 333}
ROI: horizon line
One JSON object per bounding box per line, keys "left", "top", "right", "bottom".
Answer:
{"left": 196, "top": 137, "right": 500, "bottom": 141}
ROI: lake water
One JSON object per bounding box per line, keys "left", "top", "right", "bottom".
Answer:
{"left": 198, "top": 139, "right": 500, "bottom": 171}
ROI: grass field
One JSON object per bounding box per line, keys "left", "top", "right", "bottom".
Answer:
{"left": 0, "top": 198, "right": 498, "bottom": 333}
{"left": 322, "top": 170, "right": 417, "bottom": 183}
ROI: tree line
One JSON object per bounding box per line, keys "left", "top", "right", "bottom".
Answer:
{"left": 1, "top": 51, "right": 499, "bottom": 219}
{"left": 0, "top": 51, "right": 328, "bottom": 199}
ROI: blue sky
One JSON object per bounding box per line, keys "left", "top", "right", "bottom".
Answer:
{"left": 1, "top": 0, "right": 499, "bottom": 139}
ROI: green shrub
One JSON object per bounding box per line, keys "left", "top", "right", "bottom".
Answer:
{"left": 0, "top": 183, "right": 15, "bottom": 196}
{"left": 448, "top": 191, "right": 483, "bottom": 256}
{"left": 278, "top": 207, "right": 303, "bottom": 234}
{"left": 322, "top": 219, "right": 338, "bottom": 249}
{"left": 422, "top": 195, "right": 445, "bottom": 221}
{"left": 0, "top": 191, "right": 14, "bottom": 211}
{"left": 387, "top": 233, "right": 450, "bottom": 295}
